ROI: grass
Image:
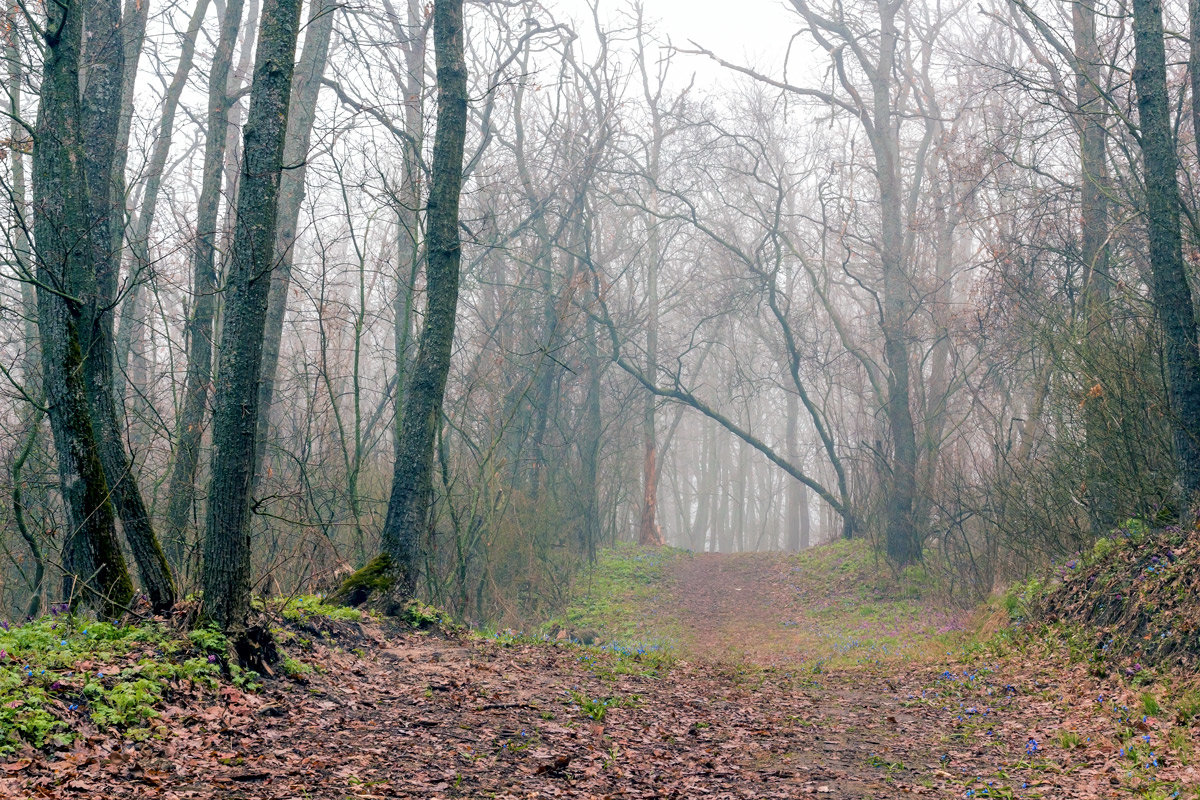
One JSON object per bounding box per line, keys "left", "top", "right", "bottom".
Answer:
{"left": 545, "top": 543, "right": 687, "bottom": 655}
{"left": 1054, "top": 729, "right": 1085, "bottom": 750}
{"left": 564, "top": 689, "right": 638, "bottom": 722}
{"left": 0, "top": 597, "right": 365, "bottom": 756}
{"left": 779, "top": 539, "right": 972, "bottom": 667}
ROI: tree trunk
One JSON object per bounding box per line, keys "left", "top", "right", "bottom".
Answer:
{"left": 1075, "top": 0, "right": 1115, "bottom": 533}
{"left": 874, "top": 0, "right": 921, "bottom": 566}
{"left": 377, "top": 0, "right": 468, "bottom": 600}
{"left": 32, "top": 0, "right": 135, "bottom": 618}
{"left": 638, "top": 191, "right": 664, "bottom": 547}
{"left": 78, "top": 0, "right": 177, "bottom": 610}
{"left": 691, "top": 427, "right": 715, "bottom": 551}
{"left": 581, "top": 300, "right": 603, "bottom": 563}
{"left": 785, "top": 392, "right": 809, "bottom": 550}
{"left": 202, "top": 0, "right": 303, "bottom": 631}
{"left": 115, "top": 0, "right": 212, "bottom": 407}
{"left": 392, "top": 0, "right": 428, "bottom": 468}
{"left": 6, "top": 0, "right": 34, "bottom": 341}
{"left": 1131, "top": 0, "right": 1200, "bottom": 505}
{"left": 7, "top": 0, "right": 45, "bottom": 618}
{"left": 252, "top": 0, "right": 337, "bottom": 486}
{"left": 163, "top": 0, "right": 247, "bottom": 573}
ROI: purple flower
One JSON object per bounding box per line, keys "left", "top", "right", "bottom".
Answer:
{"left": 207, "top": 655, "right": 218, "bottom": 663}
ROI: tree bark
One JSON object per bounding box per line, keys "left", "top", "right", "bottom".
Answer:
{"left": 638, "top": 186, "right": 664, "bottom": 548}
{"left": 1074, "top": 0, "right": 1114, "bottom": 532}
{"left": 6, "top": 9, "right": 45, "bottom": 617}
{"left": 115, "top": 0, "right": 212, "bottom": 406}
{"left": 202, "top": 0, "right": 303, "bottom": 631}
{"left": 784, "top": 392, "right": 809, "bottom": 550}
{"left": 391, "top": 0, "right": 428, "bottom": 468}
{"left": 378, "top": 0, "right": 468, "bottom": 599}
{"left": 1131, "top": 0, "right": 1200, "bottom": 505}
{"left": 581, "top": 306, "right": 603, "bottom": 563}
{"left": 163, "top": 0, "right": 247, "bottom": 572}
{"left": 79, "top": 0, "right": 177, "bottom": 610}
{"left": 252, "top": 0, "right": 337, "bottom": 485}
{"left": 874, "top": 0, "right": 920, "bottom": 566}
{"left": 32, "top": 0, "right": 135, "bottom": 618}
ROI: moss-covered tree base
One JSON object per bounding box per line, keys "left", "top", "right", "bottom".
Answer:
{"left": 330, "top": 553, "right": 396, "bottom": 608}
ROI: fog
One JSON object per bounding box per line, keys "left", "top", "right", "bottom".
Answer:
{"left": 1, "top": 0, "right": 1193, "bottom": 625}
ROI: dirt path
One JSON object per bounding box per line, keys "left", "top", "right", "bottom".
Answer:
{"left": 667, "top": 552, "right": 810, "bottom": 663}
{"left": 5, "top": 551, "right": 1193, "bottom": 798}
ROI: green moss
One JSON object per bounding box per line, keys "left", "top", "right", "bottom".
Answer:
{"left": 329, "top": 553, "right": 395, "bottom": 607}
{"left": 277, "top": 595, "right": 367, "bottom": 623}
{"left": 0, "top": 615, "right": 245, "bottom": 755}
{"left": 399, "top": 599, "right": 449, "bottom": 629}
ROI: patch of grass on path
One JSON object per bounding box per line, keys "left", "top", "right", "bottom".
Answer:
{"left": 547, "top": 543, "right": 687, "bottom": 652}
{"left": 783, "top": 539, "right": 972, "bottom": 667}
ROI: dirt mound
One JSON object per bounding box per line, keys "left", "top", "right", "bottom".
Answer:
{"left": 1036, "top": 523, "right": 1200, "bottom": 671}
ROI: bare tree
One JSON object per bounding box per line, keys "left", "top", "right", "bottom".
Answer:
{"left": 375, "top": 0, "right": 468, "bottom": 600}
{"left": 1131, "top": 0, "right": 1200, "bottom": 506}
{"left": 203, "top": 0, "right": 304, "bottom": 631}
{"left": 163, "top": 0, "right": 248, "bottom": 572}
{"left": 30, "top": 0, "right": 135, "bottom": 616}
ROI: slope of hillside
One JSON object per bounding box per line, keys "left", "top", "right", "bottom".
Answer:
{"left": 1036, "top": 522, "right": 1200, "bottom": 673}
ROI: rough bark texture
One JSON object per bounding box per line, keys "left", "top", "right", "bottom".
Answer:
{"left": 392, "top": 0, "right": 427, "bottom": 466}
{"left": 163, "top": 0, "right": 247, "bottom": 572}
{"left": 108, "top": 0, "right": 150, "bottom": 441}
{"left": 5, "top": 0, "right": 34, "bottom": 343}
{"left": 784, "top": 392, "right": 810, "bottom": 551}
{"left": 114, "top": 0, "right": 212, "bottom": 406}
{"left": 378, "top": 0, "right": 468, "bottom": 599}
{"left": 79, "top": 0, "right": 177, "bottom": 610}
{"left": 1192, "top": 0, "right": 1200, "bottom": 154}
{"left": 638, "top": 178, "right": 664, "bottom": 548}
{"left": 32, "top": 0, "right": 135, "bottom": 618}
{"left": 202, "top": 0, "right": 303, "bottom": 631}
{"left": 1131, "top": 0, "right": 1200, "bottom": 505}
{"left": 253, "top": 0, "right": 338, "bottom": 485}
{"left": 582, "top": 309, "right": 602, "bottom": 563}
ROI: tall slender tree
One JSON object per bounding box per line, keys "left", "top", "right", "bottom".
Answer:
{"left": 163, "top": 0, "right": 248, "bottom": 571}
{"left": 376, "top": 0, "right": 469, "bottom": 600}
{"left": 203, "top": 0, "right": 304, "bottom": 631}
{"left": 79, "top": 0, "right": 177, "bottom": 610}
{"left": 1131, "top": 0, "right": 1200, "bottom": 506}
{"left": 254, "top": 0, "right": 338, "bottom": 485}
{"left": 31, "top": 0, "right": 135, "bottom": 617}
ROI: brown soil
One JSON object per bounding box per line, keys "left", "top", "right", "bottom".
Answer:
{"left": 667, "top": 552, "right": 813, "bottom": 664}
{"left": 4, "top": 552, "right": 1196, "bottom": 798}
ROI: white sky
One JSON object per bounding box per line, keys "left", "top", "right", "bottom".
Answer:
{"left": 555, "top": 0, "right": 804, "bottom": 89}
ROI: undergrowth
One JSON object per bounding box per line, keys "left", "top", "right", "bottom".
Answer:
{"left": 784, "top": 539, "right": 970, "bottom": 665}
{"left": 1023, "top": 520, "right": 1200, "bottom": 672}
{"left": 0, "top": 595, "right": 366, "bottom": 755}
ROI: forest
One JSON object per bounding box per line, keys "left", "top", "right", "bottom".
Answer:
{"left": 3, "top": 0, "right": 1200, "bottom": 795}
